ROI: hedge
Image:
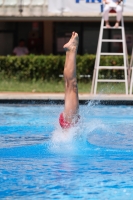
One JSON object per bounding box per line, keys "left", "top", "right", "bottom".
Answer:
{"left": 0, "top": 54, "right": 129, "bottom": 81}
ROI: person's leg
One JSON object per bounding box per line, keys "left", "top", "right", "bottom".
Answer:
{"left": 60, "top": 32, "right": 79, "bottom": 126}
{"left": 103, "top": 4, "right": 111, "bottom": 28}
{"left": 114, "top": 5, "right": 122, "bottom": 28}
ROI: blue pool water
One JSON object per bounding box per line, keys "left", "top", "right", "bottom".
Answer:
{"left": 0, "top": 103, "right": 133, "bottom": 199}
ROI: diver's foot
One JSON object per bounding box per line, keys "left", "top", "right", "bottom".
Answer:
{"left": 114, "top": 22, "right": 119, "bottom": 28}
{"left": 63, "top": 32, "right": 79, "bottom": 52}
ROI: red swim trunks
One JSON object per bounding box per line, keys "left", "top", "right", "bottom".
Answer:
{"left": 59, "top": 113, "right": 80, "bottom": 129}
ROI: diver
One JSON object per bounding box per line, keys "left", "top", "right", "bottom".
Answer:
{"left": 59, "top": 32, "right": 80, "bottom": 129}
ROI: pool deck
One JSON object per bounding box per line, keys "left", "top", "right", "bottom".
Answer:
{"left": 0, "top": 92, "right": 133, "bottom": 104}
{"left": 0, "top": 92, "right": 133, "bottom": 100}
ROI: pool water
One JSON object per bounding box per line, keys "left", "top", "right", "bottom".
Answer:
{"left": 0, "top": 103, "right": 133, "bottom": 199}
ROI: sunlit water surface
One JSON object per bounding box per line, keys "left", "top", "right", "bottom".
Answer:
{"left": 0, "top": 103, "right": 133, "bottom": 200}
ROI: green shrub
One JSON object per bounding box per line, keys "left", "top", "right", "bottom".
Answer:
{"left": 0, "top": 54, "right": 130, "bottom": 81}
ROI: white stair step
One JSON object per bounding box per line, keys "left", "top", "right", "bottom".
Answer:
{"left": 103, "top": 26, "right": 122, "bottom": 29}
{"left": 100, "top": 53, "right": 124, "bottom": 56}
{"left": 102, "top": 39, "right": 123, "bottom": 42}
{"left": 98, "top": 66, "right": 126, "bottom": 69}
{"left": 97, "top": 79, "right": 125, "bottom": 83}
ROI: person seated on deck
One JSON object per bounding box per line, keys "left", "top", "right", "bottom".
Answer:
{"left": 13, "top": 39, "right": 29, "bottom": 56}
{"left": 103, "top": 0, "right": 123, "bottom": 28}
{"left": 59, "top": 32, "right": 80, "bottom": 129}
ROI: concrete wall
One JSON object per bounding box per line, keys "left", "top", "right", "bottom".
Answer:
{"left": 0, "top": 0, "right": 132, "bottom": 20}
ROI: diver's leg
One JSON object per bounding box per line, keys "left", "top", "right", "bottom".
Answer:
{"left": 63, "top": 32, "right": 79, "bottom": 123}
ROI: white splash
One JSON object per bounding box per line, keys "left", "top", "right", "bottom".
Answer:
{"left": 50, "top": 124, "right": 82, "bottom": 154}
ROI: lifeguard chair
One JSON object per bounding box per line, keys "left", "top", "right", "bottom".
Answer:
{"left": 91, "top": 2, "right": 129, "bottom": 95}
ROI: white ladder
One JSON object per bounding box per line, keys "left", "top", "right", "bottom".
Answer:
{"left": 91, "top": 16, "right": 129, "bottom": 95}
{"left": 129, "top": 47, "right": 133, "bottom": 94}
